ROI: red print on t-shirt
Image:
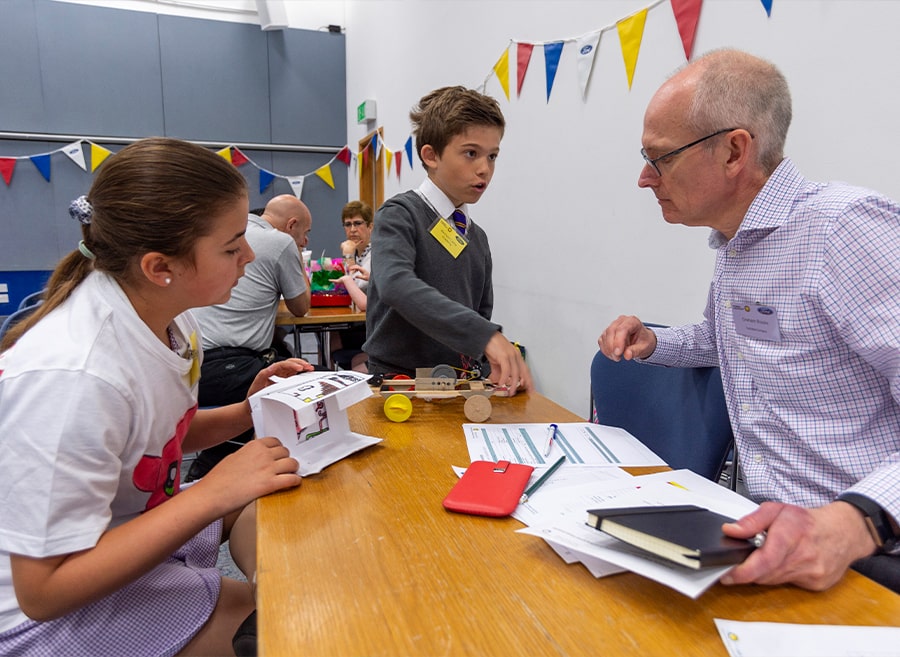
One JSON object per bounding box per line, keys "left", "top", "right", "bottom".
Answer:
{"left": 133, "top": 405, "right": 197, "bottom": 511}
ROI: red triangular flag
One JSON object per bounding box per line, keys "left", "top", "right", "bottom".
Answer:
{"left": 0, "top": 158, "right": 15, "bottom": 185}
{"left": 231, "top": 147, "right": 249, "bottom": 167}
{"left": 516, "top": 43, "right": 535, "bottom": 97}
{"left": 671, "top": 0, "right": 703, "bottom": 61}
{"left": 336, "top": 146, "right": 351, "bottom": 166}
{"left": 395, "top": 151, "right": 402, "bottom": 178}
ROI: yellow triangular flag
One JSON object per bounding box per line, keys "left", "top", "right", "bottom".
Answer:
{"left": 90, "top": 143, "right": 113, "bottom": 173}
{"left": 493, "top": 46, "right": 511, "bottom": 101}
{"left": 617, "top": 8, "right": 648, "bottom": 90}
{"left": 315, "top": 163, "right": 335, "bottom": 189}
{"left": 216, "top": 146, "right": 233, "bottom": 163}
{"left": 385, "top": 148, "right": 393, "bottom": 173}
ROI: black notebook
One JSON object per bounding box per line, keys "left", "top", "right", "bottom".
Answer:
{"left": 586, "top": 504, "right": 756, "bottom": 569}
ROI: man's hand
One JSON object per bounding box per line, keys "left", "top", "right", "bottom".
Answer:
{"left": 720, "top": 501, "right": 877, "bottom": 591}
{"left": 598, "top": 315, "right": 657, "bottom": 361}
{"left": 484, "top": 332, "right": 533, "bottom": 396}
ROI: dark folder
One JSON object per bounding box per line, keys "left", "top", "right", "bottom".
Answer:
{"left": 586, "top": 504, "right": 756, "bottom": 569}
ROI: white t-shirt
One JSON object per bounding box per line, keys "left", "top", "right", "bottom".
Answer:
{"left": 0, "top": 271, "right": 201, "bottom": 632}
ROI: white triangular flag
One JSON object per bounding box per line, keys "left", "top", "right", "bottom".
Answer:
{"left": 287, "top": 175, "right": 304, "bottom": 199}
{"left": 62, "top": 140, "right": 87, "bottom": 171}
{"left": 575, "top": 30, "right": 602, "bottom": 101}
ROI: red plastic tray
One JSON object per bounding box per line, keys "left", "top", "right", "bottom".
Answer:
{"left": 311, "top": 292, "right": 352, "bottom": 307}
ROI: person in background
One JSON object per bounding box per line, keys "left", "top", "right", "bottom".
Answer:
{"left": 332, "top": 200, "right": 373, "bottom": 372}
{"left": 363, "top": 86, "right": 532, "bottom": 394}
{"left": 598, "top": 48, "right": 900, "bottom": 593}
{"left": 188, "top": 194, "right": 315, "bottom": 481}
{"left": 338, "top": 199, "right": 373, "bottom": 293}
{"left": 0, "top": 138, "right": 304, "bottom": 656}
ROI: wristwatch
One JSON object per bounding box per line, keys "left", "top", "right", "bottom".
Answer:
{"left": 836, "top": 492, "right": 900, "bottom": 554}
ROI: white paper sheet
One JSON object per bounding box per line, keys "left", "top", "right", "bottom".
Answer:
{"left": 714, "top": 618, "right": 900, "bottom": 657}
{"left": 463, "top": 422, "right": 666, "bottom": 467}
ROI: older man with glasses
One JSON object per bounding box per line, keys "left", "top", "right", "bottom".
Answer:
{"left": 599, "top": 48, "right": 900, "bottom": 594}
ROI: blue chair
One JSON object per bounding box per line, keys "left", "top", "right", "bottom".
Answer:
{"left": 590, "top": 348, "right": 734, "bottom": 482}
{"left": 0, "top": 302, "right": 42, "bottom": 343}
{"left": 18, "top": 289, "right": 45, "bottom": 310}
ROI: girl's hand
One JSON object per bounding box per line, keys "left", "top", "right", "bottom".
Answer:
{"left": 246, "top": 358, "right": 313, "bottom": 398}
{"left": 347, "top": 265, "right": 370, "bottom": 281}
{"left": 193, "top": 437, "right": 301, "bottom": 512}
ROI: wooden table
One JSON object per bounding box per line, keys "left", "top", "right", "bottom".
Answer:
{"left": 257, "top": 393, "right": 900, "bottom": 657}
{"left": 274, "top": 303, "right": 365, "bottom": 367}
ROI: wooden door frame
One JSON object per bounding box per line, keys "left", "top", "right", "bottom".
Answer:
{"left": 358, "top": 127, "right": 384, "bottom": 210}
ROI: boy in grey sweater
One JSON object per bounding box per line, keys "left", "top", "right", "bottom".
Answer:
{"left": 364, "top": 86, "right": 532, "bottom": 395}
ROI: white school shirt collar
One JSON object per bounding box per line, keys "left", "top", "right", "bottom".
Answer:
{"left": 416, "top": 177, "right": 468, "bottom": 222}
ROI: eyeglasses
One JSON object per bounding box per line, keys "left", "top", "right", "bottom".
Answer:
{"left": 342, "top": 220, "right": 366, "bottom": 229}
{"left": 640, "top": 128, "right": 740, "bottom": 177}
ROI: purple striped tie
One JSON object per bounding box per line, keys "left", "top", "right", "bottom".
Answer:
{"left": 451, "top": 209, "right": 466, "bottom": 236}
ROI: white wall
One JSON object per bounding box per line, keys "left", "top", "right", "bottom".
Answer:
{"left": 340, "top": 0, "right": 900, "bottom": 416}
{"left": 55, "top": 0, "right": 900, "bottom": 417}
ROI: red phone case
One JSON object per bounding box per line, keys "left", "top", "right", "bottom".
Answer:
{"left": 442, "top": 460, "right": 535, "bottom": 517}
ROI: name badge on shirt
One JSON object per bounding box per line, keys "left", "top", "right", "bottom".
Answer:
{"left": 188, "top": 331, "right": 201, "bottom": 387}
{"left": 429, "top": 217, "right": 468, "bottom": 259}
{"left": 732, "top": 303, "right": 781, "bottom": 342}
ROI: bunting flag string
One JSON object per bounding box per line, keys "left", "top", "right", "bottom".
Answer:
{"left": 0, "top": 0, "right": 774, "bottom": 194}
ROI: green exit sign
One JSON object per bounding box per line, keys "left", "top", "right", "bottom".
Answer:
{"left": 357, "top": 99, "right": 376, "bottom": 124}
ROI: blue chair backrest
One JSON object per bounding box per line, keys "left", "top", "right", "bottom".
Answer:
{"left": 18, "top": 289, "right": 45, "bottom": 311}
{"left": 0, "top": 302, "right": 42, "bottom": 343}
{"left": 590, "top": 349, "right": 734, "bottom": 481}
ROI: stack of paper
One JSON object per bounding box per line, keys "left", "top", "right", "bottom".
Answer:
{"left": 460, "top": 422, "right": 758, "bottom": 598}
{"left": 516, "top": 469, "right": 758, "bottom": 598}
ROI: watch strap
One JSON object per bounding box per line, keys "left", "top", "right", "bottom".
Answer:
{"left": 836, "top": 492, "right": 899, "bottom": 553}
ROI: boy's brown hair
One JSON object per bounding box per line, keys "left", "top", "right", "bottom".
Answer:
{"left": 409, "top": 86, "right": 505, "bottom": 170}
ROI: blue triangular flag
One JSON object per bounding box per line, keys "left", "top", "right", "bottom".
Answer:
{"left": 259, "top": 169, "right": 276, "bottom": 194}
{"left": 544, "top": 41, "right": 564, "bottom": 102}
{"left": 30, "top": 154, "right": 51, "bottom": 182}
{"left": 405, "top": 136, "right": 413, "bottom": 169}
{"left": 371, "top": 132, "right": 378, "bottom": 155}
{"left": 760, "top": 0, "right": 773, "bottom": 16}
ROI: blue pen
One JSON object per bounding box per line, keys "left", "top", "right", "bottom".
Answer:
{"left": 543, "top": 423, "right": 558, "bottom": 457}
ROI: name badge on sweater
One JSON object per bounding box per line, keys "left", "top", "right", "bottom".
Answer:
{"left": 732, "top": 303, "right": 781, "bottom": 342}
{"left": 429, "top": 217, "right": 468, "bottom": 258}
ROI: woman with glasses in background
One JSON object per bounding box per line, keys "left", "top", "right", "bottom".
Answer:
{"left": 333, "top": 201, "right": 373, "bottom": 371}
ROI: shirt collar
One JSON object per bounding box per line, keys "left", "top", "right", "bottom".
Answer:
{"left": 709, "top": 157, "right": 803, "bottom": 248}
{"left": 417, "top": 177, "right": 468, "bottom": 221}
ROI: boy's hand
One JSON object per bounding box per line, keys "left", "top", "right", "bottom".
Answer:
{"left": 485, "top": 332, "right": 533, "bottom": 396}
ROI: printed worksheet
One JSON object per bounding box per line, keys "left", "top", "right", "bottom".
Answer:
{"left": 463, "top": 422, "right": 666, "bottom": 467}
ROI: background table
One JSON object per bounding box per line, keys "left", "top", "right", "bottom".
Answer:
{"left": 257, "top": 393, "right": 900, "bottom": 657}
{"left": 274, "top": 303, "right": 365, "bottom": 368}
